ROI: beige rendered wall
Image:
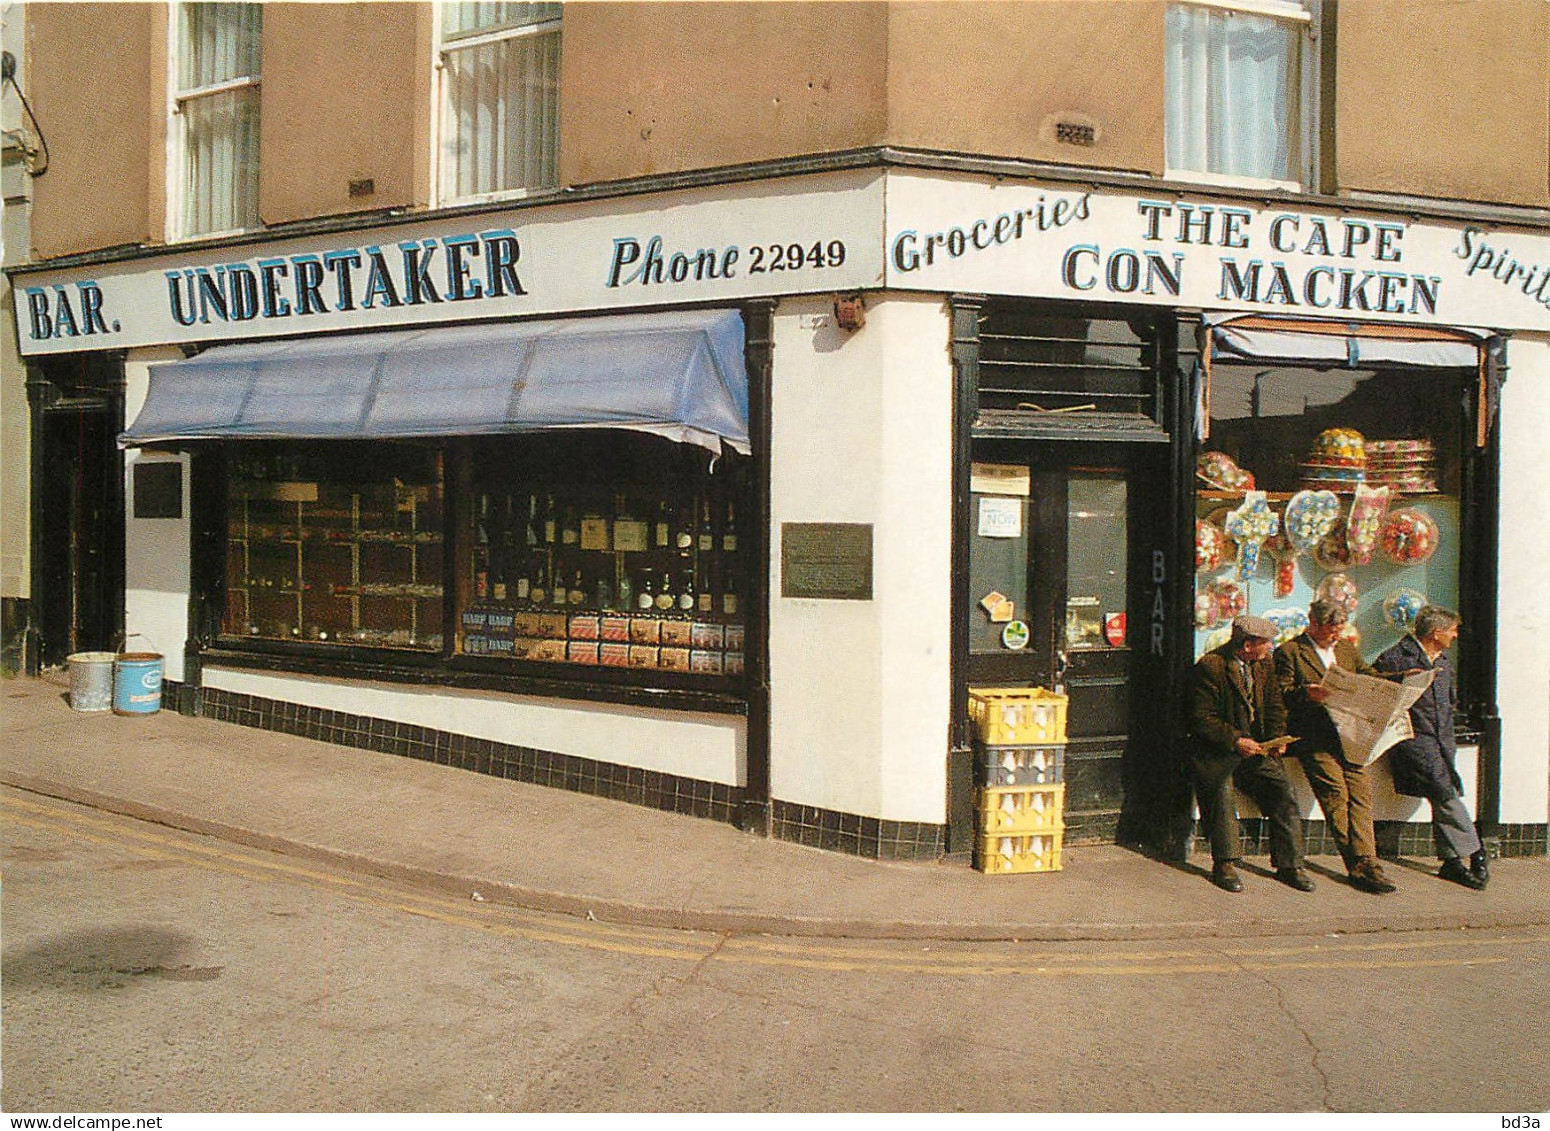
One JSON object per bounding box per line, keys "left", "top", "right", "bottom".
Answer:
{"left": 259, "top": 2, "right": 431, "bottom": 224}
{"left": 886, "top": 0, "right": 1165, "bottom": 175}
{"left": 26, "top": 2, "right": 165, "bottom": 260}
{"left": 559, "top": 1, "right": 888, "bottom": 184}
{"left": 1336, "top": 0, "right": 1550, "bottom": 207}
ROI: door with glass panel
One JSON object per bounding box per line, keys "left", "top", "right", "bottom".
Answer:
{"left": 967, "top": 457, "right": 1137, "bottom": 843}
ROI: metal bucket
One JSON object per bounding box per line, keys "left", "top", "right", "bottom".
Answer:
{"left": 112, "top": 652, "right": 164, "bottom": 715}
{"left": 67, "top": 651, "right": 117, "bottom": 712}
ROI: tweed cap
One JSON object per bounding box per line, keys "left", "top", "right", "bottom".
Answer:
{"left": 1231, "top": 614, "right": 1279, "bottom": 641}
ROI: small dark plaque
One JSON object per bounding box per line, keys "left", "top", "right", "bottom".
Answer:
{"left": 133, "top": 461, "right": 183, "bottom": 519}
{"left": 780, "top": 522, "right": 873, "bottom": 601}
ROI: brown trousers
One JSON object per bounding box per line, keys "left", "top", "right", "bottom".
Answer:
{"left": 1295, "top": 745, "right": 1377, "bottom": 868}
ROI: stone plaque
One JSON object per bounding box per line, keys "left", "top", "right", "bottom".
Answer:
{"left": 781, "top": 523, "right": 873, "bottom": 601}
{"left": 132, "top": 461, "right": 183, "bottom": 519}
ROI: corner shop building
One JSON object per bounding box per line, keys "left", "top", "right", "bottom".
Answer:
{"left": 14, "top": 163, "right": 1550, "bottom": 861}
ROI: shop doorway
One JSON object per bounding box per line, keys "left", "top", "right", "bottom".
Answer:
{"left": 30, "top": 358, "right": 125, "bottom": 669}
{"left": 965, "top": 444, "right": 1167, "bottom": 843}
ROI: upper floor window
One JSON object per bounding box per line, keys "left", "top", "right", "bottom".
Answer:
{"left": 438, "top": 2, "right": 561, "bottom": 203}
{"left": 173, "top": 2, "right": 262, "bottom": 238}
{"left": 1165, "top": 0, "right": 1315, "bottom": 190}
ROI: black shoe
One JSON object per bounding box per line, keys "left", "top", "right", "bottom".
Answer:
{"left": 1212, "top": 861, "right": 1244, "bottom": 893}
{"left": 1470, "top": 849, "right": 1491, "bottom": 886}
{"left": 1349, "top": 859, "right": 1397, "bottom": 894}
{"left": 1439, "top": 858, "right": 1487, "bottom": 890}
{"left": 1276, "top": 867, "right": 1316, "bottom": 892}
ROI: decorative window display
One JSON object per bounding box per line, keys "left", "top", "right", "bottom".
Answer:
{"left": 1195, "top": 363, "right": 1466, "bottom": 659}
{"left": 219, "top": 432, "right": 748, "bottom": 685}
{"left": 458, "top": 433, "right": 747, "bottom": 679}
{"left": 225, "top": 442, "right": 445, "bottom": 649}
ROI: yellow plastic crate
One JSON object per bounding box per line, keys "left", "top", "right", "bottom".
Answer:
{"left": 968, "top": 686, "right": 1069, "bottom": 745}
{"left": 977, "top": 783, "right": 1065, "bottom": 835}
{"left": 975, "top": 831, "right": 1063, "bottom": 875}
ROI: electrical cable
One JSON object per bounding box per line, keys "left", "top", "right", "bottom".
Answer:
{"left": 2, "top": 48, "right": 50, "bottom": 175}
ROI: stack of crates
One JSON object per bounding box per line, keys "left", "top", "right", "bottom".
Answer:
{"left": 968, "top": 687, "right": 1069, "bottom": 874}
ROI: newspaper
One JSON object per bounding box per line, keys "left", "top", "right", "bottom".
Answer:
{"left": 1318, "top": 665, "right": 1435, "bottom": 766}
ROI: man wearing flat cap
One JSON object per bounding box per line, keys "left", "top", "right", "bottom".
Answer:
{"left": 1190, "top": 614, "right": 1313, "bottom": 893}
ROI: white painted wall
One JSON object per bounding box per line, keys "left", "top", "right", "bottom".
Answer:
{"left": 1497, "top": 334, "right": 1550, "bottom": 826}
{"left": 202, "top": 666, "right": 745, "bottom": 784}
{"left": 123, "top": 347, "right": 191, "bottom": 680}
{"left": 767, "top": 294, "right": 954, "bottom": 823}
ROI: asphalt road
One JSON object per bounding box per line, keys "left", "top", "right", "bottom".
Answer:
{"left": 4, "top": 787, "right": 1547, "bottom": 1113}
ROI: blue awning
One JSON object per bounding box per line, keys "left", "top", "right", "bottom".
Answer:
{"left": 121, "top": 309, "right": 750, "bottom": 455}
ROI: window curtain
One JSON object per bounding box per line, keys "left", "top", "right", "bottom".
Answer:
{"left": 1165, "top": 3, "right": 1302, "bottom": 182}
{"left": 441, "top": 2, "right": 561, "bottom": 199}
{"left": 179, "top": 3, "right": 262, "bottom": 236}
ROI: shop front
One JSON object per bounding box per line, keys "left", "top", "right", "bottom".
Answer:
{"left": 12, "top": 161, "right": 1549, "bottom": 862}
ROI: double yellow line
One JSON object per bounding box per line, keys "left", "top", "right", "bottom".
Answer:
{"left": 5, "top": 789, "right": 1545, "bottom": 979}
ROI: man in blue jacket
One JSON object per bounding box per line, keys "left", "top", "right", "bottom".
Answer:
{"left": 1373, "top": 605, "right": 1488, "bottom": 890}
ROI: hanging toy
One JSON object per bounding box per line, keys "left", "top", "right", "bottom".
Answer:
{"left": 1379, "top": 507, "right": 1440, "bottom": 565}
{"left": 1195, "top": 518, "right": 1231, "bottom": 574}
{"left": 1266, "top": 532, "right": 1298, "bottom": 599}
{"left": 1223, "top": 490, "right": 1280, "bottom": 582}
{"left": 1264, "top": 607, "right": 1311, "bottom": 646}
{"left": 1317, "top": 572, "right": 1359, "bottom": 617}
{"left": 1283, "top": 489, "right": 1341, "bottom": 557}
{"left": 1345, "top": 482, "right": 1391, "bottom": 566}
{"left": 1383, "top": 587, "right": 1427, "bottom": 633}
{"left": 1195, "top": 590, "right": 1220, "bottom": 630}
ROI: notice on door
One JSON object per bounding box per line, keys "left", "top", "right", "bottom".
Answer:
{"left": 970, "top": 462, "right": 1030, "bottom": 496}
{"left": 977, "top": 496, "right": 1022, "bottom": 538}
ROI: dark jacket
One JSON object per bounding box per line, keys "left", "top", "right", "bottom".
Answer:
{"left": 1274, "top": 633, "right": 1376, "bottom": 762}
{"left": 1191, "top": 643, "right": 1289, "bottom": 769}
{"left": 1372, "top": 634, "right": 1460, "bottom": 801}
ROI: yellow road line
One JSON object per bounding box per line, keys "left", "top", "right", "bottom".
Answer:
{"left": 6, "top": 791, "right": 1546, "bottom": 979}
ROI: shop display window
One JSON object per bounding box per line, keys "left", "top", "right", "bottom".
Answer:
{"left": 224, "top": 442, "right": 445, "bottom": 649}
{"left": 459, "top": 433, "right": 747, "bottom": 679}
{"left": 1195, "top": 364, "right": 1467, "bottom": 659}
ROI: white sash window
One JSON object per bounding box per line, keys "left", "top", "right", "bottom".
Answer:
{"left": 173, "top": 2, "right": 262, "bottom": 238}
{"left": 1165, "top": 0, "right": 1316, "bottom": 190}
{"left": 438, "top": 2, "right": 561, "bottom": 203}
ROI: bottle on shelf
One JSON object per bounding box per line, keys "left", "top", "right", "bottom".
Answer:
{"left": 543, "top": 494, "right": 558, "bottom": 545}
{"left": 674, "top": 504, "right": 694, "bottom": 553}
{"left": 551, "top": 558, "right": 569, "bottom": 607}
{"left": 697, "top": 501, "right": 714, "bottom": 554}
{"left": 594, "top": 573, "right": 614, "bottom": 610}
{"left": 526, "top": 493, "right": 540, "bottom": 548}
{"left": 616, "top": 567, "right": 633, "bottom": 612}
{"left": 561, "top": 506, "right": 579, "bottom": 547}
{"left": 528, "top": 554, "right": 548, "bottom": 606}
{"left": 722, "top": 500, "right": 738, "bottom": 554}
{"left": 696, "top": 568, "right": 713, "bottom": 615}
{"left": 679, "top": 567, "right": 697, "bottom": 613}
{"left": 655, "top": 570, "right": 676, "bottom": 612}
{"left": 474, "top": 494, "right": 490, "bottom": 600}
{"left": 722, "top": 572, "right": 739, "bottom": 617}
{"left": 567, "top": 569, "right": 586, "bottom": 607}
{"left": 637, "top": 572, "right": 656, "bottom": 611}
{"left": 654, "top": 500, "right": 671, "bottom": 549}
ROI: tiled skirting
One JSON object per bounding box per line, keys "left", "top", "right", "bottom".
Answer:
{"left": 194, "top": 684, "right": 740, "bottom": 824}
{"left": 1222, "top": 817, "right": 1548, "bottom": 860}
{"left": 769, "top": 799, "right": 946, "bottom": 860}
{"left": 186, "top": 682, "right": 950, "bottom": 860}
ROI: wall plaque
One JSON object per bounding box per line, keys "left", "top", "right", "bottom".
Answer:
{"left": 781, "top": 523, "right": 873, "bottom": 601}
{"left": 132, "top": 461, "right": 183, "bottom": 519}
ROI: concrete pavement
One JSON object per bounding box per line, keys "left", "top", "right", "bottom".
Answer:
{"left": 4, "top": 671, "right": 1547, "bottom": 941}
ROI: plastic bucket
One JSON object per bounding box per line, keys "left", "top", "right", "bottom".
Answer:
{"left": 112, "top": 652, "right": 164, "bottom": 715}
{"left": 67, "top": 651, "right": 117, "bottom": 712}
